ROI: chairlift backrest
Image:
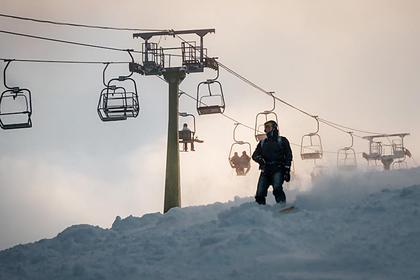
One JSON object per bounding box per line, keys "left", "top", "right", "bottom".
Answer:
{"left": 300, "top": 117, "right": 323, "bottom": 160}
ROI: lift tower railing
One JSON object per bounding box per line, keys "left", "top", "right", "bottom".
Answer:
{"left": 133, "top": 29, "right": 215, "bottom": 213}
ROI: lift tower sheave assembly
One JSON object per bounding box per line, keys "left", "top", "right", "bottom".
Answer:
{"left": 133, "top": 29, "right": 215, "bottom": 213}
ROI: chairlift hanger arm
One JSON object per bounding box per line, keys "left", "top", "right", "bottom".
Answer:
{"left": 3, "top": 60, "right": 15, "bottom": 90}
{"left": 312, "top": 116, "right": 320, "bottom": 134}
{"left": 102, "top": 63, "right": 110, "bottom": 87}
{"left": 347, "top": 132, "right": 354, "bottom": 149}
{"left": 102, "top": 50, "right": 135, "bottom": 86}
{"left": 206, "top": 65, "right": 220, "bottom": 81}
{"left": 121, "top": 50, "right": 134, "bottom": 79}
{"left": 266, "top": 91, "right": 276, "bottom": 112}
{"left": 233, "top": 123, "right": 240, "bottom": 143}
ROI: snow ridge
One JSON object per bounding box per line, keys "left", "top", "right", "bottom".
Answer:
{"left": 1, "top": 168, "right": 420, "bottom": 280}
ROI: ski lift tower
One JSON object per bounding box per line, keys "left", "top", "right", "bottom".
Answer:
{"left": 132, "top": 29, "right": 215, "bottom": 213}
{"left": 362, "top": 133, "right": 410, "bottom": 170}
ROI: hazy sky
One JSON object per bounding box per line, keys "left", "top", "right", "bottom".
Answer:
{"left": 1, "top": 0, "right": 419, "bottom": 249}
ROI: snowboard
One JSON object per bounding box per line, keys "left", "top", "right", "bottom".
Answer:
{"left": 278, "top": 205, "right": 296, "bottom": 213}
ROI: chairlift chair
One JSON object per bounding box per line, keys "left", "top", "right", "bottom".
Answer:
{"left": 97, "top": 51, "right": 140, "bottom": 122}
{"left": 254, "top": 92, "right": 278, "bottom": 141}
{"left": 337, "top": 132, "right": 357, "bottom": 170}
{"left": 0, "top": 60, "right": 32, "bottom": 130}
{"left": 178, "top": 112, "right": 202, "bottom": 152}
{"left": 300, "top": 116, "right": 323, "bottom": 160}
{"left": 228, "top": 123, "right": 252, "bottom": 176}
{"left": 196, "top": 59, "right": 225, "bottom": 115}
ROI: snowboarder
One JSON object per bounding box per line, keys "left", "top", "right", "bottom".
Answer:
{"left": 252, "top": 120, "right": 293, "bottom": 205}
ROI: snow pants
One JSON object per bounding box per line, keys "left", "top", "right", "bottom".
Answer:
{"left": 255, "top": 171, "right": 286, "bottom": 205}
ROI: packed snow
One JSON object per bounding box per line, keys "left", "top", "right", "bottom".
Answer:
{"left": 1, "top": 168, "right": 420, "bottom": 280}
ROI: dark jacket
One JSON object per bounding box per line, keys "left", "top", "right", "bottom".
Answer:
{"left": 252, "top": 132, "right": 293, "bottom": 174}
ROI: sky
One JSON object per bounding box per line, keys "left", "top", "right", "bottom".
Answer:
{"left": 1, "top": 0, "right": 420, "bottom": 250}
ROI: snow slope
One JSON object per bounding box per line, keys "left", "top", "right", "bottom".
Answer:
{"left": 1, "top": 168, "right": 420, "bottom": 280}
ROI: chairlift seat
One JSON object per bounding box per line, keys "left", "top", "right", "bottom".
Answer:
{"left": 0, "top": 119, "right": 32, "bottom": 129}
{"left": 100, "top": 115, "right": 127, "bottom": 122}
{"left": 301, "top": 152, "right": 322, "bottom": 160}
{"left": 197, "top": 105, "right": 224, "bottom": 115}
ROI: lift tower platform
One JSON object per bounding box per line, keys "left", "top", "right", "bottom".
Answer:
{"left": 362, "top": 133, "right": 411, "bottom": 170}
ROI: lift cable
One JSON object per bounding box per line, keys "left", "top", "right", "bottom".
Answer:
{"left": 0, "top": 16, "right": 405, "bottom": 138}
{"left": 218, "top": 61, "right": 385, "bottom": 137}
{"left": 0, "top": 29, "right": 184, "bottom": 58}
{"left": 0, "top": 13, "right": 166, "bottom": 32}
{"left": 0, "top": 29, "right": 143, "bottom": 54}
{"left": 0, "top": 28, "right": 387, "bottom": 149}
{"left": 158, "top": 76, "right": 341, "bottom": 155}
{"left": 0, "top": 56, "right": 359, "bottom": 155}
{"left": 174, "top": 34, "right": 387, "bottom": 137}
{"left": 317, "top": 117, "right": 383, "bottom": 135}
{"left": 0, "top": 58, "right": 128, "bottom": 64}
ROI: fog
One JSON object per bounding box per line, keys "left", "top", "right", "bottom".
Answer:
{"left": 1, "top": 0, "right": 419, "bottom": 249}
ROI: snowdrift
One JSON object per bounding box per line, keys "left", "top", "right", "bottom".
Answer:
{"left": 1, "top": 168, "right": 420, "bottom": 280}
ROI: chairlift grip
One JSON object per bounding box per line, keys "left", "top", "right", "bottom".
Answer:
{"left": 3, "top": 60, "right": 17, "bottom": 90}
{"left": 233, "top": 123, "right": 241, "bottom": 143}
{"left": 267, "top": 91, "right": 276, "bottom": 112}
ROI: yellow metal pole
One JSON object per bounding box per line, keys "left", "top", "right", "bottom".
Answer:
{"left": 163, "top": 69, "right": 186, "bottom": 213}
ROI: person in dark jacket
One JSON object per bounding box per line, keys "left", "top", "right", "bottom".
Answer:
{"left": 252, "top": 120, "right": 293, "bottom": 205}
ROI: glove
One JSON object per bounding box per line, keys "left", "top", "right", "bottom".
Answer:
{"left": 283, "top": 166, "right": 291, "bottom": 182}
{"left": 255, "top": 156, "right": 265, "bottom": 167}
